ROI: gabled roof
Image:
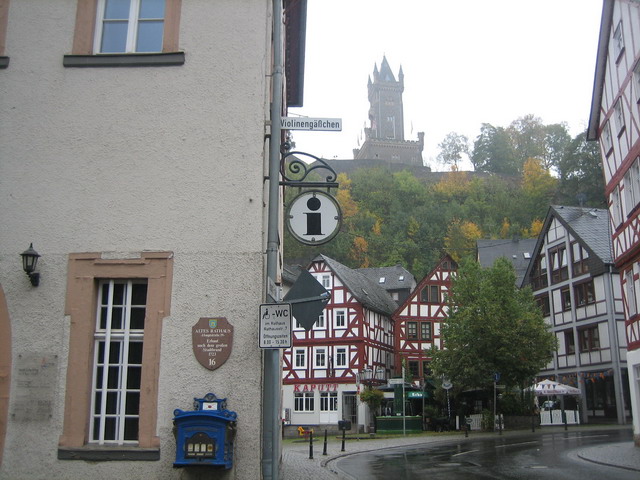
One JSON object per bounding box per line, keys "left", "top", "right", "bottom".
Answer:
{"left": 315, "top": 255, "right": 398, "bottom": 316}
{"left": 477, "top": 238, "right": 537, "bottom": 287}
{"left": 356, "top": 264, "right": 416, "bottom": 292}
{"left": 393, "top": 254, "right": 457, "bottom": 319}
{"left": 522, "top": 205, "right": 613, "bottom": 287}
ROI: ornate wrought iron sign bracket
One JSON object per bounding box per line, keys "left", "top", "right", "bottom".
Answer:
{"left": 279, "top": 142, "right": 339, "bottom": 190}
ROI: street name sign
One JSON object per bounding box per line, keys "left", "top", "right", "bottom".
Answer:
{"left": 259, "top": 303, "right": 292, "bottom": 349}
{"left": 281, "top": 117, "right": 342, "bottom": 131}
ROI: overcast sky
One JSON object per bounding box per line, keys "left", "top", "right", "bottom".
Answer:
{"left": 288, "top": 0, "right": 603, "bottom": 171}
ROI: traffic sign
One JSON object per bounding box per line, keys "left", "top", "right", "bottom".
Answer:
{"left": 282, "top": 269, "right": 330, "bottom": 330}
{"left": 286, "top": 190, "right": 342, "bottom": 246}
{"left": 259, "top": 303, "right": 292, "bottom": 349}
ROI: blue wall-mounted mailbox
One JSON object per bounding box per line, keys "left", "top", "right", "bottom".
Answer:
{"left": 173, "top": 393, "right": 238, "bottom": 468}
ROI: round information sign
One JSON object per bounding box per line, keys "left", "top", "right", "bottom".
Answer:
{"left": 286, "top": 190, "right": 342, "bottom": 246}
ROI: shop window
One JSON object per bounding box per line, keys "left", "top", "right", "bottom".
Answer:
{"left": 294, "top": 392, "right": 314, "bottom": 412}
{"left": 320, "top": 392, "right": 338, "bottom": 411}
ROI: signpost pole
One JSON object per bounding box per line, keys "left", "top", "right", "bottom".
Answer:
{"left": 263, "top": 0, "right": 283, "bottom": 478}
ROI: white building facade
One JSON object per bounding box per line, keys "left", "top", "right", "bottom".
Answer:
{"left": 588, "top": 0, "right": 640, "bottom": 445}
{"left": 522, "top": 206, "right": 629, "bottom": 424}
{"left": 282, "top": 255, "right": 397, "bottom": 432}
{"left": 0, "top": 1, "right": 306, "bottom": 478}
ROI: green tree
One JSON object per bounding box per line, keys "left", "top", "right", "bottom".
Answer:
{"left": 556, "top": 131, "right": 606, "bottom": 207}
{"left": 430, "top": 258, "right": 556, "bottom": 391}
{"left": 437, "top": 132, "right": 470, "bottom": 170}
{"left": 471, "top": 124, "right": 518, "bottom": 174}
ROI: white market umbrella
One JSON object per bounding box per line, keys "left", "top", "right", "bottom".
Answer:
{"left": 531, "top": 379, "right": 581, "bottom": 396}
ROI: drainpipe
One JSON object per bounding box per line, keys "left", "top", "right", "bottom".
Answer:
{"left": 604, "top": 265, "right": 626, "bottom": 425}
{"left": 262, "top": 0, "right": 284, "bottom": 479}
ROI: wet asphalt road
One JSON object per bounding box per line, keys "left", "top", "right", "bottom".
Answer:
{"left": 334, "top": 429, "right": 636, "bottom": 479}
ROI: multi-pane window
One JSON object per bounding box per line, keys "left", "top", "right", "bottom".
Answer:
{"left": 613, "top": 20, "right": 625, "bottom": 61}
{"left": 626, "top": 268, "right": 637, "bottom": 317}
{"left": 408, "top": 361, "right": 419, "bottom": 378}
{"left": 574, "top": 281, "right": 596, "bottom": 307}
{"left": 623, "top": 158, "right": 640, "bottom": 215}
{"left": 407, "top": 322, "right": 418, "bottom": 339}
{"left": 614, "top": 99, "right": 625, "bottom": 135}
{"left": 294, "top": 392, "right": 314, "bottom": 412}
{"left": 335, "top": 310, "right": 346, "bottom": 328}
{"left": 320, "top": 392, "right": 338, "bottom": 412}
{"left": 550, "top": 246, "right": 568, "bottom": 283}
{"left": 579, "top": 325, "right": 600, "bottom": 352}
{"left": 294, "top": 348, "right": 306, "bottom": 369}
{"left": 314, "top": 347, "right": 326, "bottom": 368}
{"left": 531, "top": 255, "right": 548, "bottom": 289}
{"left": 634, "top": 61, "right": 640, "bottom": 103}
{"left": 571, "top": 242, "right": 590, "bottom": 276}
{"left": 603, "top": 121, "right": 613, "bottom": 155}
{"left": 96, "top": 0, "right": 166, "bottom": 54}
{"left": 422, "top": 361, "right": 432, "bottom": 377}
{"left": 564, "top": 330, "right": 576, "bottom": 355}
{"left": 535, "top": 294, "right": 551, "bottom": 316}
{"left": 335, "top": 347, "right": 347, "bottom": 368}
{"left": 420, "top": 285, "right": 439, "bottom": 303}
{"left": 420, "top": 322, "right": 432, "bottom": 340}
{"left": 90, "top": 280, "right": 147, "bottom": 445}
{"left": 315, "top": 311, "right": 325, "bottom": 329}
{"left": 561, "top": 287, "right": 572, "bottom": 311}
{"left": 611, "top": 187, "right": 623, "bottom": 226}
{"left": 321, "top": 275, "right": 331, "bottom": 288}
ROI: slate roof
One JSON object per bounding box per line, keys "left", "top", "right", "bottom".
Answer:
{"left": 317, "top": 255, "right": 398, "bottom": 316}
{"left": 477, "top": 238, "right": 537, "bottom": 286}
{"left": 356, "top": 264, "right": 416, "bottom": 292}
{"left": 551, "top": 205, "right": 613, "bottom": 263}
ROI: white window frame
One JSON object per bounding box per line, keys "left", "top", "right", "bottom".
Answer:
{"left": 89, "top": 279, "right": 147, "bottom": 445}
{"left": 602, "top": 121, "right": 613, "bottom": 156}
{"left": 314, "top": 311, "right": 325, "bottom": 330}
{"left": 314, "top": 347, "right": 326, "bottom": 368}
{"left": 321, "top": 274, "right": 331, "bottom": 288}
{"left": 627, "top": 268, "right": 638, "bottom": 317}
{"left": 611, "top": 186, "right": 623, "bottom": 227}
{"left": 613, "top": 20, "right": 625, "bottom": 61}
{"left": 294, "top": 348, "right": 306, "bottom": 369}
{"left": 335, "top": 347, "right": 347, "bottom": 367}
{"left": 335, "top": 309, "right": 346, "bottom": 328}
{"left": 294, "top": 392, "right": 315, "bottom": 412}
{"left": 320, "top": 392, "right": 338, "bottom": 412}
{"left": 614, "top": 99, "right": 625, "bottom": 136}
{"left": 95, "top": 0, "right": 165, "bottom": 54}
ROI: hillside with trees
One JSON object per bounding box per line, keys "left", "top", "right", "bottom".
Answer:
{"left": 284, "top": 115, "right": 605, "bottom": 279}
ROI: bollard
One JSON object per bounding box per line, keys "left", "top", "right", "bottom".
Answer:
{"left": 309, "top": 430, "right": 313, "bottom": 459}
{"left": 465, "top": 424, "right": 468, "bottom": 438}
{"left": 341, "top": 427, "right": 346, "bottom": 452}
{"left": 563, "top": 410, "right": 568, "bottom": 431}
{"left": 323, "top": 429, "right": 328, "bottom": 456}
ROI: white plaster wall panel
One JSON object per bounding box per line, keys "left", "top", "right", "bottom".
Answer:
{"left": 0, "top": 0, "right": 273, "bottom": 479}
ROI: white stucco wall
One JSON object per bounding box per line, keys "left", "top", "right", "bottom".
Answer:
{"left": 0, "top": 1, "right": 273, "bottom": 478}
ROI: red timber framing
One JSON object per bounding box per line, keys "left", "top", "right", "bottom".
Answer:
{"left": 392, "top": 255, "right": 457, "bottom": 380}
{"left": 282, "top": 256, "right": 395, "bottom": 388}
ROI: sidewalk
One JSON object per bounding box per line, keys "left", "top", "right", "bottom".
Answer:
{"left": 281, "top": 426, "right": 640, "bottom": 479}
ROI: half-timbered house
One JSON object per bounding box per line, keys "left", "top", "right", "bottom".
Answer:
{"left": 392, "top": 255, "right": 457, "bottom": 382}
{"left": 587, "top": 0, "right": 640, "bottom": 444}
{"left": 522, "top": 206, "right": 629, "bottom": 424}
{"left": 282, "top": 255, "right": 397, "bottom": 431}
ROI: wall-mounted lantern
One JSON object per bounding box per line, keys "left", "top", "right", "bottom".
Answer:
{"left": 20, "top": 243, "right": 40, "bottom": 286}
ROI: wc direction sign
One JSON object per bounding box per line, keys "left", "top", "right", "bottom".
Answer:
{"left": 259, "top": 303, "right": 292, "bottom": 349}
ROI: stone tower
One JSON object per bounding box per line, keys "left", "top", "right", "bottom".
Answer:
{"left": 353, "top": 56, "right": 424, "bottom": 166}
